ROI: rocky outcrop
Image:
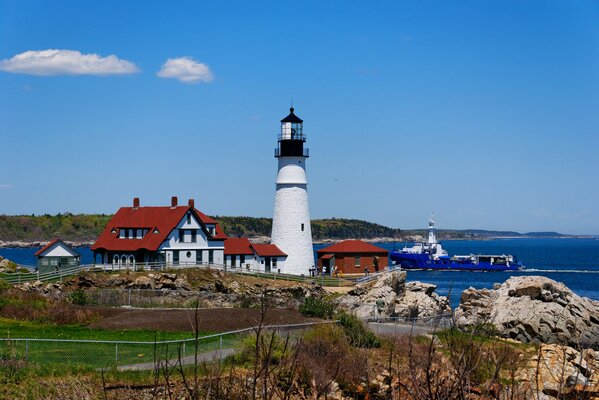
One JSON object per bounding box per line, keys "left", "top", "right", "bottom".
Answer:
{"left": 0, "top": 255, "right": 17, "bottom": 272}
{"left": 336, "top": 271, "right": 450, "bottom": 319}
{"left": 455, "top": 276, "right": 599, "bottom": 348}
{"left": 517, "top": 344, "right": 599, "bottom": 399}
{"left": 16, "top": 270, "right": 327, "bottom": 308}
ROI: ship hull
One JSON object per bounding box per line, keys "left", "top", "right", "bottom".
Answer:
{"left": 389, "top": 252, "right": 523, "bottom": 272}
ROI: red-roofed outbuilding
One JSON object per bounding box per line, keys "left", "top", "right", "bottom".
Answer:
{"left": 316, "top": 240, "right": 388, "bottom": 275}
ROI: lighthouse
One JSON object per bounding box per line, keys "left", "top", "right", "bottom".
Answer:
{"left": 271, "top": 107, "right": 314, "bottom": 275}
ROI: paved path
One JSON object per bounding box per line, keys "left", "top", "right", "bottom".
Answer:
{"left": 367, "top": 322, "right": 443, "bottom": 337}
{"left": 117, "top": 348, "right": 236, "bottom": 371}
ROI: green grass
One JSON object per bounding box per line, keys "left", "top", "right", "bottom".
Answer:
{"left": 0, "top": 318, "right": 245, "bottom": 369}
{"left": 0, "top": 318, "right": 194, "bottom": 341}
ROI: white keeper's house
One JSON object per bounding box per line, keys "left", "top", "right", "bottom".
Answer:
{"left": 92, "top": 196, "right": 288, "bottom": 272}
{"left": 92, "top": 197, "right": 229, "bottom": 267}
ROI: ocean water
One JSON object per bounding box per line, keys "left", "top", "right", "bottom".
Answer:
{"left": 2, "top": 238, "right": 598, "bottom": 308}
{"left": 318, "top": 238, "right": 599, "bottom": 307}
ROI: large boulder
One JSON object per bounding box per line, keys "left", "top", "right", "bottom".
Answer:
{"left": 455, "top": 276, "right": 599, "bottom": 348}
{"left": 337, "top": 271, "right": 450, "bottom": 320}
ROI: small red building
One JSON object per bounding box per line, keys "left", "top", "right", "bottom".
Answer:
{"left": 316, "top": 240, "right": 388, "bottom": 275}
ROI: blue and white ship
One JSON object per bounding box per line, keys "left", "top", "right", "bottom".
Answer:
{"left": 390, "top": 215, "right": 524, "bottom": 271}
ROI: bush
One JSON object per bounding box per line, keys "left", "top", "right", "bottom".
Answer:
{"left": 299, "top": 297, "right": 335, "bottom": 319}
{"left": 235, "top": 331, "right": 289, "bottom": 367}
{"left": 69, "top": 289, "right": 88, "bottom": 306}
{"left": 337, "top": 312, "right": 380, "bottom": 348}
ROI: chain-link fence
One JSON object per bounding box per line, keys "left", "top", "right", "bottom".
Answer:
{"left": 0, "top": 321, "right": 335, "bottom": 371}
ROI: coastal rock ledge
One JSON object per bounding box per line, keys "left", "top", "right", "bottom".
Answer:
{"left": 455, "top": 276, "right": 599, "bottom": 348}
{"left": 336, "top": 270, "right": 451, "bottom": 320}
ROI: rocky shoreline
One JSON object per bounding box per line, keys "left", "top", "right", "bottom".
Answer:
{"left": 0, "top": 240, "right": 94, "bottom": 248}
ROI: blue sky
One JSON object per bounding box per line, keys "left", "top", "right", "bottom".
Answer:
{"left": 1, "top": 1, "right": 598, "bottom": 234}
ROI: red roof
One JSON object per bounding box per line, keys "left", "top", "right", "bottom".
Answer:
{"left": 316, "top": 240, "right": 388, "bottom": 255}
{"left": 91, "top": 205, "right": 227, "bottom": 252}
{"left": 252, "top": 243, "right": 287, "bottom": 257}
{"left": 35, "top": 239, "right": 79, "bottom": 257}
{"left": 224, "top": 238, "right": 253, "bottom": 255}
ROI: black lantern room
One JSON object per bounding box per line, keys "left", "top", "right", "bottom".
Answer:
{"left": 276, "top": 107, "right": 309, "bottom": 158}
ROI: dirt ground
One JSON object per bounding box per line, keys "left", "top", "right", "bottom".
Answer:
{"left": 88, "top": 307, "right": 318, "bottom": 333}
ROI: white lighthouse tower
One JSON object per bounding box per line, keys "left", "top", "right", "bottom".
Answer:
{"left": 271, "top": 107, "right": 314, "bottom": 275}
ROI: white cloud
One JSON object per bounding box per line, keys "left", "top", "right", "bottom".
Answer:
{"left": 0, "top": 49, "right": 139, "bottom": 76}
{"left": 157, "top": 57, "right": 213, "bottom": 84}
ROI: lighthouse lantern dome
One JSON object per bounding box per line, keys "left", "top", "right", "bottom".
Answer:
{"left": 280, "top": 107, "right": 304, "bottom": 141}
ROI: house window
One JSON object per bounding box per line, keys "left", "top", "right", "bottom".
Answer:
{"left": 186, "top": 251, "right": 192, "bottom": 259}
{"left": 196, "top": 251, "right": 203, "bottom": 264}
{"left": 179, "top": 229, "right": 185, "bottom": 242}
{"left": 301, "top": 223, "right": 304, "bottom": 232}
{"left": 231, "top": 256, "right": 236, "bottom": 267}
{"left": 173, "top": 251, "right": 179, "bottom": 265}
{"left": 240, "top": 255, "right": 245, "bottom": 265}
{"left": 41, "top": 259, "right": 48, "bottom": 266}
{"left": 51, "top": 259, "right": 58, "bottom": 266}
{"left": 355, "top": 256, "right": 361, "bottom": 267}
{"left": 191, "top": 230, "right": 197, "bottom": 243}
{"left": 186, "top": 212, "right": 191, "bottom": 224}
{"left": 124, "top": 229, "right": 129, "bottom": 239}
{"left": 208, "top": 250, "right": 214, "bottom": 264}
{"left": 272, "top": 258, "right": 278, "bottom": 268}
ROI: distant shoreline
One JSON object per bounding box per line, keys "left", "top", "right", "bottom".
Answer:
{"left": 0, "top": 235, "right": 595, "bottom": 249}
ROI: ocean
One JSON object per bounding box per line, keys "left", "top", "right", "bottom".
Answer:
{"left": 2, "top": 238, "right": 598, "bottom": 308}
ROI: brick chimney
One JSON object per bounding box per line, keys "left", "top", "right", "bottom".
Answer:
{"left": 171, "top": 196, "right": 178, "bottom": 208}
{"left": 133, "top": 197, "right": 140, "bottom": 208}
{"left": 188, "top": 198, "right": 195, "bottom": 208}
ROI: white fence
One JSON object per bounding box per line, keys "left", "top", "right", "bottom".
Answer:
{"left": 1, "top": 262, "right": 354, "bottom": 287}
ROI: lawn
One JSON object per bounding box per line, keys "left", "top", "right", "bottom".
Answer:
{"left": 0, "top": 318, "right": 243, "bottom": 369}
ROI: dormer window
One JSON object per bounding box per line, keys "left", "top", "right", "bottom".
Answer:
{"left": 111, "top": 228, "right": 117, "bottom": 234}
{"left": 153, "top": 228, "right": 160, "bottom": 234}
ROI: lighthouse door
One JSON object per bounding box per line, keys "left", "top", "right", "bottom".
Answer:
{"left": 265, "top": 258, "right": 271, "bottom": 273}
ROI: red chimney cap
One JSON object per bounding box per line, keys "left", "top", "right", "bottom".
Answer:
{"left": 133, "top": 197, "right": 140, "bottom": 208}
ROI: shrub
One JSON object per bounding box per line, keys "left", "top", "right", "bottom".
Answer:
{"left": 69, "top": 289, "right": 88, "bottom": 306}
{"left": 235, "top": 331, "right": 289, "bottom": 367}
{"left": 337, "top": 312, "right": 380, "bottom": 348}
{"left": 461, "top": 323, "right": 501, "bottom": 338}
{"left": 297, "top": 324, "right": 368, "bottom": 394}
{"left": 299, "top": 297, "right": 335, "bottom": 319}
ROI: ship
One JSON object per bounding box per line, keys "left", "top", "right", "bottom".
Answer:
{"left": 390, "top": 215, "right": 524, "bottom": 271}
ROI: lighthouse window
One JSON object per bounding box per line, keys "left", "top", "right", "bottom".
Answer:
{"left": 301, "top": 223, "right": 304, "bottom": 231}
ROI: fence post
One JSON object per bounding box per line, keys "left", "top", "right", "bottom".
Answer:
{"left": 128, "top": 289, "right": 131, "bottom": 307}
{"left": 115, "top": 343, "right": 119, "bottom": 366}
{"left": 219, "top": 335, "right": 223, "bottom": 353}
{"left": 183, "top": 342, "right": 186, "bottom": 358}
{"left": 25, "top": 339, "right": 29, "bottom": 361}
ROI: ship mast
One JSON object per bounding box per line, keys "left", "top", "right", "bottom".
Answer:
{"left": 427, "top": 213, "right": 437, "bottom": 245}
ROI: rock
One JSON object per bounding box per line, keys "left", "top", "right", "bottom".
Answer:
{"left": 455, "top": 276, "right": 599, "bottom": 348}
{"left": 133, "top": 275, "right": 155, "bottom": 290}
{"left": 517, "top": 344, "right": 599, "bottom": 399}
{"left": 336, "top": 270, "right": 451, "bottom": 320}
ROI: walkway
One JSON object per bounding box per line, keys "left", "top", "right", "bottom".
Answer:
{"left": 117, "top": 348, "right": 236, "bottom": 371}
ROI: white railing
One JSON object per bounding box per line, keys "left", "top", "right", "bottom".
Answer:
{"left": 1, "top": 261, "right": 354, "bottom": 287}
